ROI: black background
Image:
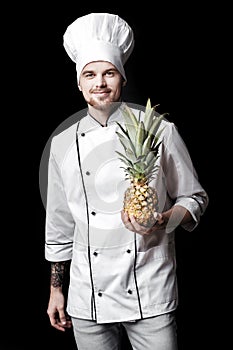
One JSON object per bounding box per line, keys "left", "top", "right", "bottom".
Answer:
{"left": 2, "top": 2, "right": 228, "bottom": 349}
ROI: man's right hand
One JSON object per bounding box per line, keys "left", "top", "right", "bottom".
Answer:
{"left": 47, "top": 287, "right": 72, "bottom": 332}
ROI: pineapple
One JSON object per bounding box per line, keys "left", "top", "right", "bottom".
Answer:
{"left": 116, "top": 98, "right": 167, "bottom": 228}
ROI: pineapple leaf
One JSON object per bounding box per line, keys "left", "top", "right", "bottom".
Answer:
{"left": 122, "top": 166, "right": 137, "bottom": 177}
{"left": 145, "top": 151, "right": 158, "bottom": 166}
{"left": 141, "top": 115, "right": 164, "bottom": 155}
{"left": 146, "top": 97, "right": 151, "bottom": 109}
{"left": 116, "top": 131, "right": 132, "bottom": 152}
{"left": 134, "top": 162, "right": 145, "bottom": 172}
{"left": 115, "top": 122, "right": 129, "bottom": 139}
{"left": 120, "top": 104, "right": 138, "bottom": 143}
{"left": 144, "top": 162, "right": 155, "bottom": 174}
{"left": 115, "top": 99, "right": 169, "bottom": 186}
{"left": 144, "top": 165, "right": 160, "bottom": 179}
{"left": 122, "top": 103, "right": 138, "bottom": 128}
{"left": 151, "top": 130, "right": 165, "bottom": 151}
{"left": 144, "top": 159, "right": 159, "bottom": 173}
{"left": 115, "top": 151, "right": 134, "bottom": 167}
{"left": 141, "top": 133, "right": 153, "bottom": 155}
{"left": 125, "top": 148, "right": 137, "bottom": 162}
{"left": 116, "top": 123, "right": 137, "bottom": 156}
{"left": 143, "top": 98, "right": 155, "bottom": 132}
{"left": 118, "top": 157, "right": 132, "bottom": 167}
{"left": 135, "top": 121, "right": 145, "bottom": 157}
{"left": 133, "top": 155, "right": 146, "bottom": 164}
{"left": 149, "top": 114, "right": 164, "bottom": 139}
{"left": 152, "top": 103, "right": 160, "bottom": 110}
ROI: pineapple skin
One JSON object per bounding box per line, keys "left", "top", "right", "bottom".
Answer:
{"left": 123, "top": 179, "right": 158, "bottom": 228}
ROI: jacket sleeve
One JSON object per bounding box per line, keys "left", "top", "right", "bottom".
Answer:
{"left": 45, "top": 140, "right": 75, "bottom": 262}
{"left": 162, "top": 122, "right": 209, "bottom": 232}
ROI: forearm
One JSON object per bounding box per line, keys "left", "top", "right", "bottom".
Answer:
{"left": 161, "top": 205, "right": 193, "bottom": 232}
{"left": 122, "top": 205, "right": 193, "bottom": 235}
{"left": 50, "top": 261, "right": 71, "bottom": 292}
{"left": 47, "top": 260, "right": 72, "bottom": 331}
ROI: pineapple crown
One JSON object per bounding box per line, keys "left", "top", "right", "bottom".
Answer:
{"left": 115, "top": 98, "right": 168, "bottom": 183}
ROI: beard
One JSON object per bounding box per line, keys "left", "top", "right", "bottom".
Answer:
{"left": 86, "top": 94, "right": 119, "bottom": 112}
{"left": 86, "top": 95, "right": 122, "bottom": 118}
{"left": 89, "top": 95, "right": 112, "bottom": 107}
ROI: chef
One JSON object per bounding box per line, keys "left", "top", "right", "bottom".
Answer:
{"left": 45, "top": 12, "right": 209, "bottom": 350}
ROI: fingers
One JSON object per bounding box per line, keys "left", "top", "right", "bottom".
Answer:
{"left": 48, "top": 311, "right": 72, "bottom": 332}
{"left": 121, "top": 210, "right": 165, "bottom": 235}
{"left": 121, "top": 210, "right": 152, "bottom": 235}
{"left": 153, "top": 212, "right": 164, "bottom": 226}
{"left": 57, "top": 317, "right": 72, "bottom": 330}
{"left": 121, "top": 210, "right": 134, "bottom": 231}
{"left": 51, "top": 319, "right": 72, "bottom": 332}
{"left": 129, "top": 215, "right": 149, "bottom": 234}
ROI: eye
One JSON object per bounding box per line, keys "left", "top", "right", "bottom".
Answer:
{"left": 105, "top": 70, "right": 114, "bottom": 77}
{"left": 84, "top": 72, "right": 94, "bottom": 78}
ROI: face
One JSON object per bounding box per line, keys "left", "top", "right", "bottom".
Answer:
{"left": 79, "top": 61, "right": 124, "bottom": 110}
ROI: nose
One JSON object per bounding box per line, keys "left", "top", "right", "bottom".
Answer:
{"left": 95, "top": 74, "right": 106, "bottom": 87}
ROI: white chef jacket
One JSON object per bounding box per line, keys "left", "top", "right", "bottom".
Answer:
{"left": 45, "top": 104, "right": 208, "bottom": 323}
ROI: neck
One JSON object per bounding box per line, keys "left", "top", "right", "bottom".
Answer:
{"left": 88, "top": 102, "right": 121, "bottom": 126}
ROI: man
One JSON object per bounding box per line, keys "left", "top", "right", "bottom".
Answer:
{"left": 45, "top": 13, "right": 209, "bottom": 350}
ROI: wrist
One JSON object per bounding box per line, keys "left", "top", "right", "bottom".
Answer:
{"left": 50, "top": 285, "right": 63, "bottom": 293}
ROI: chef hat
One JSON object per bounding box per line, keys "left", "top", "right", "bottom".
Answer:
{"left": 63, "top": 13, "right": 135, "bottom": 83}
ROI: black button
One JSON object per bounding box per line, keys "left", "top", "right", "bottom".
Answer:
{"left": 81, "top": 133, "right": 85, "bottom": 137}
{"left": 91, "top": 211, "right": 96, "bottom": 216}
{"left": 127, "top": 289, "right": 133, "bottom": 294}
{"left": 126, "top": 249, "right": 131, "bottom": 253}
{"left": 86, "top": 171, "right": 90, "bottom": 175}
{"left": 93, "top": 251, "right": 98, "bottom": 256}
{"left": 98, "top": 292, "right": 102, "bottom": 297}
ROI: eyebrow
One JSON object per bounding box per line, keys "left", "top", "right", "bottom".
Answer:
{"left": 82, "top": 68, "right": 118, "bottom": 75}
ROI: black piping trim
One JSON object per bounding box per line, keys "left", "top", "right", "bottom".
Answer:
{"left": 191, "top": 195, "right": 205, "bottom": 215}
{"left": 76, "top": 122, "right": 97, "bottom": 320}
{"left": 133, "top": 233, "right": 143, "bottom": 319}
{"left": 87, "top": 101, "right": 122, "bottom": 127}
{"left": 45, "top": 242, "right": 73, "bottom": 246}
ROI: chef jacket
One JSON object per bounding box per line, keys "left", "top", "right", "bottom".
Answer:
{"left": 45, "top": 104, "right": 209, "bottom": 323}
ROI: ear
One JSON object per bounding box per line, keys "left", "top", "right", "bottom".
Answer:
{"left": 122, "top": 81, "right": 126, "bottom": 87}
{"left": 78, "top": 85, "right": 82, "bottom": 91}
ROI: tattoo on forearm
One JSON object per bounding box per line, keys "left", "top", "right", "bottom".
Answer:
{"left": 51, "top": 261, "right": 69, "bottom": 288}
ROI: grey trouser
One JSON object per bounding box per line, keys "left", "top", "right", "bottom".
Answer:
{"left": 71, "top": 313, "right": 178, "bottom": 350}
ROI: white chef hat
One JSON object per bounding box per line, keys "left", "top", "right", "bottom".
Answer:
{"left": 63, "top": 13, "right": 135, "bottom": 83}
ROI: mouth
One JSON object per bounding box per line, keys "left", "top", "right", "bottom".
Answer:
{"left": 92, "top": 90, "right": 111, "bottom": 95}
